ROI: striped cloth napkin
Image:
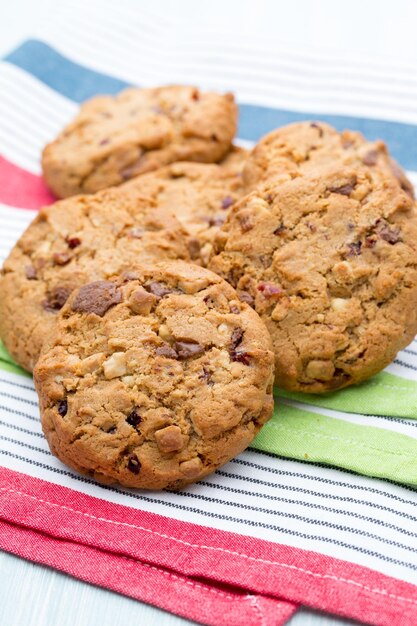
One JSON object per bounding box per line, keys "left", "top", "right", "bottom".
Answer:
{"left": 1, "top": 4, "right": 417, "bottom": 626}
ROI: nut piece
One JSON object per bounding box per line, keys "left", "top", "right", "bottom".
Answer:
{"left": 331, "top": 298, "right": 348, "bottom": 312}
{"left": 128, "top": 287, "right": 156, "bottom": 315}
{"left": 154, "top": 425, "right": 184, "bottom": 453}
{"left": 103, "top": 352, "right": 127, "bottom": 379}
{"left": 305, "top": 360, "right": 335, "bottom": 381}
{"left": 179, "top": 457, "right": 203, "bottom": 478}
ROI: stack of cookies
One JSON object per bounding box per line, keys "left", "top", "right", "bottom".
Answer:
{"left": 1, "top": 85, "right": 417, "bottom": 489}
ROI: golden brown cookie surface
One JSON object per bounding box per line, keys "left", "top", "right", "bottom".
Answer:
{"left": 34, "top": 261, "right": 274, "bottom": 489}
{"left": 42, "top": 86, "right": 238, "bottom": 198}
{"left": 122, "top": 147, "right": 247, "bottom": 266}
{"left": 0, "top": 188, "right": 191, "bottom": 372}
{"left": 210, "top": 151, "right": 417, "bottom": 393}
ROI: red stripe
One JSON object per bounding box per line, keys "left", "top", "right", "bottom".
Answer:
{"left": 1, "top": 467, "right": 417, "bottom": 626}
{"left": 0, "top": 519, "right": 295, "bottom": 626}
{"left": 0, "top": 156, "right": 55, "bottom": 209}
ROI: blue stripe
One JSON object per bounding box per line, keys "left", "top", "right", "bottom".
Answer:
{"left": 4, "top": 39, "right": 417, "bottom": 170}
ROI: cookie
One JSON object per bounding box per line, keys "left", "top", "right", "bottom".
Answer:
{"left": 209, "top": 160, "right": 417, "bottom": 393}
{"left": 0, "top": 187, "right": 191, "bottom": 372}
{"left": 243, "top": 121, "right": 415, "bottom": 200}
{"left": 122, "top": 147, "right": 247, "bottom": 266}
{"left": 34, "top": 261, "right": 275, "bottom": 489}
{"left": 42, "top": 86, "right": 238, "bottom": 198}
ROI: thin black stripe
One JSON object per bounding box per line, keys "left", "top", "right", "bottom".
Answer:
{"left": 0, "top": 376, "right": 35, "bottom": 392}
{"left": 230, "top": 455, "right": 417, "bottom": 506}
{"left": 403, "top": 347, "right": 417, "bottom": 357}
{"left": 0, "top": 404, "right": 38, "bottom": 422}
{"left": 0, "top": 390, "right": 37, "bottom": 406}
{"left": 393, "top": 358, "right": 417, "bottom": 371}
{"left": 1, "top": 448, "right": 416, "bottom": 572}
{"left": 0, "top": 420, "right": 43, "bottom": 438}
{"left": 1, "top": 437, "right": 417, "bottom": 562}
{"left": 198, "top": 479, "right": 417, "bottom": 526}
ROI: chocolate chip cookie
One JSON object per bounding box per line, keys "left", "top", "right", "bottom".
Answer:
{"left": 122, "top": 147, "right": 247, "bottom": 266}
{"left": 42, "top": 86, "right": 238, "bottom": 198}
{"left": 34, "top": 261, "right": 275, "bottom": 489}
{"left": 210, "top": 159, "right": 417, "bottom": 393}
{"left": 0, "top": 188, "right": 191, "bottom": 372}
{"left": 243, "top": 121, "right": 415, "bottom": 200}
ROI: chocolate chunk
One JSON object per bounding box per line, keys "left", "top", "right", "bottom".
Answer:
{"left": 265, "top": 193, "right": 273, "bottom": 203}
{"left": 238, "top": 291, "right": 254, "bottom": 307}
{"left": 306, "top": 222, "right": 316, "bottom": 233}
{"left": 229, "top": 328, "right": 250, "bottom": 364}
{"left": 230, "top": 327, "right": 244, "bottom": 350}
{"left": 156, "top": 344, "right": 178, "bottom": 359}
{"left": 229, "top": 304, "right": 240, "bottom": 314}
{"left": 310, "top": 122, "right": 323, "bottom": 137}
{"left": 362, "top": 150, "right": 378, "bottom": 166}
{"left": 126, "top": 409, "right": 142, "bottom": 427}
{"left": 273, "top": 222, "right": 286, "bottom": 235}
{"left": 66, "top": 237, "right": 81, "bottom": 249}
{"left": 43, "top": 286, "right": 73, "bottom": 312}
{"left": 221, "top": 196, "right": 234, "bottom": 210}
{"left": 231, "top": 350, "right": 250, "bottom": 365}
{"left": 25, "top": 265, "right": 37, "bottom": 280}
{"left": 174, "top": 341, "right": 204, "bottom": 359}
{"left": 57, "top": 400, "right": 67, "bottom": 417}
{"left": 257, "top": 282, "right": 283, "bottom": 299}
{"left": 145, "top": 282, "right": 173, "bottom": 299}
{"left": 389, "top": 159, "right": 415, "bottom": 199}
{"left": 127, "top": 454, "right": 141, "bottom": 474}
{"left": 199, "top": 367, "right": 213, "bottom": 386}
{"left": 346, "top": 241, "right": 362, "bottom": 256}
{"left": 239, "top": 215, "right": 253, "bottom": 232}
{"left": 187, "top": 238, "right": 201, "bottom": 260}
{"left": 53, "top": 251, "right": 71, "bottom": 266}
{"left": 374, "top": 219, "right": 402, "bottom": 244}
{"left": 328, "top": 179, "right": 356, "bottom": 196}
{"left": 71, "top": 281, "right": 121, "bottom": 316}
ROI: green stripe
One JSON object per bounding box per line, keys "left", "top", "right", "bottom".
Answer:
{"left": 0, "top": 342, "right": 31, "bottom": 378}
{"left": 276, "top": 371, "right": 417, "bottom": 419}
{"left": 251, "top": 402, "right": 417, "bottom": 485}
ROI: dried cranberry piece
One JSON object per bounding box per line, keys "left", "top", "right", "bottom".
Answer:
{"left": 67, "top": 237, "right": 81, "bottom": 249}
{"left": 258, "top": 282, "right": 283, "bottom": 299}
{"left": 57, "top": 400, "right": 67, "bottom": 417}
{"left": 127, "top": 454, "right": 141, "bottom": 474}
{"left": 126, "top": 409, "right": 142, "bottom": 427}
{"left": 199, "top": 367, "right": 213, "bottom": 385}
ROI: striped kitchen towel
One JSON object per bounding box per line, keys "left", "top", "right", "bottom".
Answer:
{"left": 2, "top": 4, "right": 417, "bottom": 626}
